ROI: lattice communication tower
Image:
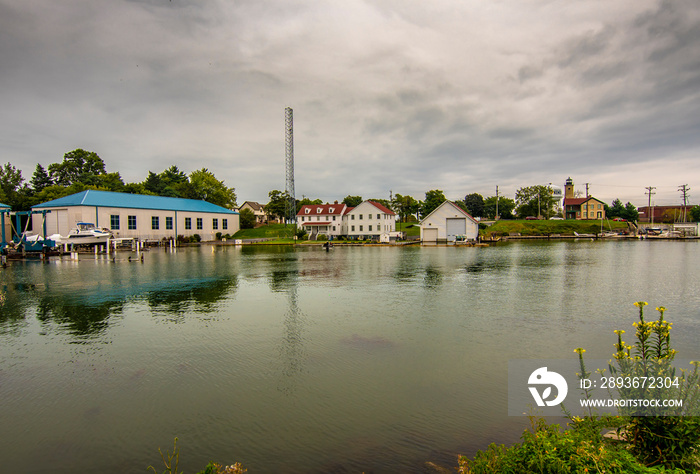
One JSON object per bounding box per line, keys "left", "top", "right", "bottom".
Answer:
{"left": 285, "top": 107, "right": 295, "bottom": 224}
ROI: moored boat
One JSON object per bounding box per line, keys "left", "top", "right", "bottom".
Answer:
{"left": 64, "top": 222, "right": 112, "bottom": 244}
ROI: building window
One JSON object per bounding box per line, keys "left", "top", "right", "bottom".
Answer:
{"left": 185, "top": 217, "right": 191, "bottom": 230}
{"left": 351, "top": 215, "right": 355, "bottom": 220}
{"left": 369, "top": 225, "right": 372, "bottom": 231}
{"left": 152, "top": 216, "right": 159, "bottom": 230}
{"left": 360, "top": 225, "right": 363, "bottom": 231}
{"left": 166, "top": 217, "right": 173, "bottom": 230}
{"left": 351, "top": 225, "right": 355, "bottom": 231}
{"left": 128, "top": 215, "right": 137, "bottom": 230}
{"left": 110, "top": 215, "right": 120, "bottom": 230}
{"left": 332, "top": 216, "right": 336, "bottom": 221}
{"left": 377, "top": 214, "right": 380, "bottom": 219}
{"left": 300, "top": 216, "right": 304, "bottom": 222}
{"left": 359, "top": 214, "right": 363, "bottom": 219}
{"left": 196, "top": 218, "right": 203, "bottom": 230}
{"left": 222, "top": 219, "right": 228, "bottom": 230}
{"left": 332, "top": 226, "right": 336, "bottom": 231}
{"left": 316, "top": 216, "right": 320, "bottom": 221}
{"left": 213, "top": 218, "right": 218, "bottom": 230}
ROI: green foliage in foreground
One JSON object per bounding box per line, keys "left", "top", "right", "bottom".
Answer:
{"left": 485, "top": 219, "right": 628, "bottom": 236}
{"left": 461, "top": 303, "right": 700, "bottom": 473}
{"left": 458, "top": 416, "right": 675, "bottom": 474}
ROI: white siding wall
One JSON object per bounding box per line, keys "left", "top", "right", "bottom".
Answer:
{"left": 342, "top": 202, "right": 395, "bottom": 239}
{"left": 32, "top": 206, "right": 239, "bottom": 241}
{"left": 420, "top": 202, "right": 478, "bottom": 242}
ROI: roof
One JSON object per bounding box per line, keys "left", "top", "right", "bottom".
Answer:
{"left": 420, "top": 200, "right": 477, "bottom": 224}
{"left": 297, "top": 203, "right": 347, "bottom": 216}
{"left": 344, "top": 201, "right": 396, "bottom": 215}
{"left": 0, "top": 202, "right": 9, "bottom": 209}
{"left": 564, "top": 196, "right": 604, "bottom": 206}
{"left": 32, "top": 190, "right": 238, "bottom": 214}
{"left": 366, "top": 200, "right": 396, "bottom": 215}
{"left": 240, "top": 201, "right": 265, "bottom": 211}
{"left": 300, "top": 222, "right": 332, "bottom": 225}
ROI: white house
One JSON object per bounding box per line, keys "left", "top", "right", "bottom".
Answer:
{"left": 420, "top": 201, "right": 479, "bottom": 243}
{"left": 342, "top": 201, "right": 396, "bottom": 240}
{"left": 31, "top": 190, "right": 239, "bottom": 242}
{"left": 296, "top": 202, "right": 348, "bottom": 239}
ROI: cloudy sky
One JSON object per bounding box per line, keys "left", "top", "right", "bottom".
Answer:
{"left": 1, "top": 0, "right": 699, "bottom": 207}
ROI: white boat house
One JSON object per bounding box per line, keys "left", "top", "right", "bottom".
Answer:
{"left": 420, "top": 201, "right": 479, "bottom": 243}
{"left": 31, "top": 190, "right": 239, "bottom": 242}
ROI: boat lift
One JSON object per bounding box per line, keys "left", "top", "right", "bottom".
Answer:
{"left": 0, "top": 209, "right": 54, "bottom": 252}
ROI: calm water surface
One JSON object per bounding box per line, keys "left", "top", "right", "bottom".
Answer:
{"left": 1, "top": 241, "right": 699, "bottom": 473}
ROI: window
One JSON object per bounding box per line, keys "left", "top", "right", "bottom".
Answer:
{"left": 316, "top": 216, "right": 320, "bottom": 221}
{"left": 351, "top": 225, "right": 355, "bottom": 232}
{"left": 110, "top": 215, "right": 120, "bottom": 230}
{"left": 369, "top": 225, "right": 372, "bottom": 231}
{"left": 360, "top": 225, "right": 363, "bottom": 231}
{"left": 300, "top": 216, "right": 304, "bottom": 222}
{"left": 359, "top": 214, "right": 363, "bottom": 219}
{"left": 166, "top": 217, "right": 173, "bottom": 230}
{"left": 351, "top": 214, "right": 355, "bottom": 220}
{"left": 305, "top": 208, "right": 310, "bottom": 214}
{"left": 185, "top": 217, "right": 191, "bottom": 230}
{"left": 213, "top": 218, "right": 218, "bottom": 230}
{"left": 332, "top": 226, "right": 336, "bottom": 231}
{"left": 128, "top": 215, "right": 136, "bottom": 230}
{"left": 332, "top": 216, "right": 336, "bottom": 221}
{"left": 196, "top": 218, "right": 203, "bottom": 230}
{"left": 222, "top": 219, "right": 228, "bottom": 230}
{"left": 377, "top": 214, "right": 380, "bottom": 219}
{"left": 152, "top": 216, "right": 159, "bottom": 230}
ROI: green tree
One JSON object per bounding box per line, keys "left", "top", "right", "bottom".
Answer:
{"left": 187, "top": 168, "right": 236, "bottom": 208}
{"left": 391, "top": 193, "right": 420, "bottom": 223}
{"left": 265, "top": 190, "right": 290, "bottom": 222}
{"left": 30, "top": 164, "right": 53, "bottom": 194}
{"left": 483, "top": 195, "right": 515, "bottom": 219}
{"left": 96, "top": 172, "right": 125, "bottom": 192}
{"left": 342, "top": 195, "right": 363, "bottom": 207}
{"left": 463, "top": 193, "right": 485, "bottom": 217}
{"left": 296, "top": 197, "right": 323, "bottom": 213}
{"left": 515, "top": 185, "right": 555, "bottom": 219}
{"left": 48, "top": 149, "right": 106, "bottom": 186}
{"left": 605, "top": 199, "right": 625, "bottom": 219}
{"left": 0, "top": 162, "right": 29, "bottom": 210}
{"left": 239, "top": 208, "right": 256, "bottom": 229}
{"left": 690, "top": 205, "right": 700, "bottom": 222}
{"left": 420, "top": 189, "right": 447, "bottom": 218}
{"left": 622, "top": 202, "right": 639, "bottom": 222}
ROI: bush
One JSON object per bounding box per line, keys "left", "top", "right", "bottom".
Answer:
{"left": 317, "top": 234, "right": 328, "bottom": 241}
{"left": 459, "top": 416, "right": 661, "bottom": 474}
{"left": 215, "top": 232, "right": 222, "bottom": 240}
{"left": 192, "top": 234, "right": 201, "bottom": 242}
{"left": 295, "top": 228, "right": 307, "bottom": 240}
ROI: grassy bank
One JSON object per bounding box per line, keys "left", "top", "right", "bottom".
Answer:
{"left": 484, "top": 219, "right": 629, "bottom": 237}
{"left": 231, "top": 224, "right": 295, "bottom": 240}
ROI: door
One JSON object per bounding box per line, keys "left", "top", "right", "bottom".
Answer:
{"left": 446, "top": 218, "right": 466, "bottom": 241}
{"left": 423, "top": 227, "right": 438, "bottom": 243}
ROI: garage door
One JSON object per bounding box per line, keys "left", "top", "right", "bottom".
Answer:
{"left": 446, "top": 218, "right": 466, "bottom": 241}
{"left": 423, "top": 227, "right": 438, "bottom": 243}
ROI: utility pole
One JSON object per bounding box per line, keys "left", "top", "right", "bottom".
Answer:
{"left": 585, "top": 183, "right": 590, "bottom": 198}
{"left": 679, "top": 184, "right": 690, "bottom": 222}
{"left": 645, "top": 186, "right": 656, "bottom": 224}
{"left": 495, "top": 185, "right": 499, "bottom": 220}
{"left": 284, "top": 107, "right": 295, "bottom": 227}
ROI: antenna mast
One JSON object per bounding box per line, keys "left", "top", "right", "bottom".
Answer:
{"left": 285, "top": 107, "right": 295, "bottom": 225}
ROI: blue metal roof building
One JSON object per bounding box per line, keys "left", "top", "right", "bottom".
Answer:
{"left": 32, "top": 190, "right": 239, "bottom": 242}
{"left": 33, "top": 190, "right": 237, "bottom": 214}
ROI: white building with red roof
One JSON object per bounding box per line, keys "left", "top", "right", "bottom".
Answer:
{"left": 342, "top": 200, "right": 396, "bottom": 240}
{"left": 296, "top": 202, "right": 347, "bottom": 239}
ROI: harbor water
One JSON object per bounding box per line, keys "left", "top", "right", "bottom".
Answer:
{"left": 0, "top": 240, "right": 699, "bottom": 473}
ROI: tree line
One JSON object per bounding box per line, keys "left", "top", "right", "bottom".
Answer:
{"left": 0, "top": 149, "right": 237, "bottom": 211}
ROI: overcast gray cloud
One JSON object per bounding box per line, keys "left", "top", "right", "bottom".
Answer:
{"left": 1, "top": 0, "right": 699, "bottom": 206}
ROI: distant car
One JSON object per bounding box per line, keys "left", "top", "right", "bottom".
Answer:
{"left": 525, "top": 216, "right": 538, "bottom": 220}
{"left": 550, "top": 217, "right": 564, "bottom": 220}
{"left": 613, "top": 217, "right": 626, "bottom": 221}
